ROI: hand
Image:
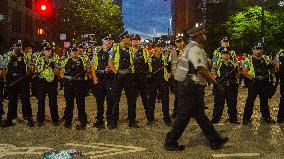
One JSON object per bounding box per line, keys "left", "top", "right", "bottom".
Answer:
{"left": 93, "top": 78, "right": 99, "bottom": 85}
{"left": 105, "top": 66, "right": 111, "bottom": 72}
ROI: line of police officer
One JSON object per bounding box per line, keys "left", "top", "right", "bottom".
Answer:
{"left": 0, "top": 33, "right": 283, "bottom": 131}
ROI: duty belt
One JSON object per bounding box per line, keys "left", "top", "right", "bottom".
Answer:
{"left": 118, "top": 69, "right": 130, "bottom": 74}
{"left": 96, "top": 70, "right": 105, "bottom": 73}
{"left": 65, "top": 76, "right": 84, "bottom": 81}
{"left": 11, "top": 73, "right": 24, "bottom": 77}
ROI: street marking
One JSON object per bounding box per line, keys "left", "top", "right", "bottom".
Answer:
{"left": 212, "top": 153, "right": 260, "bottom": 158}
{"left": 66, "top": 143, "right": 146, "bottom": 159}
{"left": 0, "top": 143, "right": 146, "bottom": 158}
{"left": 0, "top": 144, "right": 53, "bottom": 158}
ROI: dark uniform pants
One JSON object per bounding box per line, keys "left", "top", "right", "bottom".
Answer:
{"left": 277, "top": 80, "right": 284, "bottom": 121}
{"left": 243, "top": 80, "right": 271, "bottom": 121}
{"left": 111, "top": 74, "right": 137, "bottom": 125}
{"left": 94, "top": 74, "right": 114, "bottom": 122}
{"left": 0, "top": 80, "right": 4, "bottom": 117}
{"left": 64, "top": 80, "right": 88, "bottom": 125}
{"left": 7, "top": 77, "right": 33, "bottom": 121}
{"left": 36, "top": 79, "right": 59, "bottom": 123}
{"left": 212, "top": 82, "right": 238, "bottom": 123}
{"left": 172, "top": 79, "right": 179, "bottom": 117}
{"left": 148, "top": 77, "right": 170, "bottom": 122}
{"left": 165, "top": 82, "right": 223, "bottom": 145}
{"left": 134, "top": 73, "right": 153, "bottom": 122}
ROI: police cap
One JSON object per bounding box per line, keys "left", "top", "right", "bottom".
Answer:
{"left": 220, "top": 37, "right": 229, "bottom": 43}
{"left": 102, "top": 34, "right": 112, "bottom": 41}
{"left": 131, "top": 34, "right": 141, "bottom": 40}
{"left": 43, "top": 43, "right": 52, "bottom": 50}
{"left": 154, "top": 40, "right": 165, "bottom": 47}
{"left": 252, "top": 42, "right": 263, "bottom": 50}
{"left": 188, "top": 23, "right": 207, "bottom": 37}
{"left": 13, "top": 40, "right": 22, "bottom": 47}
{"left": 118, "top": 31, "right": 130, "bottom": 40}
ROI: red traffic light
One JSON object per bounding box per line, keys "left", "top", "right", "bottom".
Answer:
{"left": 37, "top": 28, "right": 45, "bottom": 35}
{"left": 41, "top": 4, "right": 47, "bottom": 11}
{"left": 35, "top": 0, "right": 52, "bottom": 16}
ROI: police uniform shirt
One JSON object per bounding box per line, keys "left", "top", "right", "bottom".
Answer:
{"left": 133, "top": 48, "right": 148, "bottom": 73}
{"left": 171, "top": 48, "right": 183, "bottom": 76}
{"left": 243, "top": 55, "right": 269, "bottom": 78}
{"left": 151, "top": 55, "right": 165, "bottom": 78}
{"left": 185, "top": 41, "right": 208, "bottom": 86}
{"left": 96, "top": 48, "right": 110, "bottom": 71}
{"left": 109, "top": 46, "right": 131, "bottom": 70}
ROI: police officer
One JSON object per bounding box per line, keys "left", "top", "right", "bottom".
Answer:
{"left": 242, "top": 42, "right": 275, "bottom": 124}
{"left": 211, "top": 48, "right": 239, "bottom": 124}
{"left": 148, "top": 41, "right": 172, "bottom": 126}
{"left": 164, "top": 24, "right": 228, "bottom": 151}
{"left": 170, "top": 36, "right": 185, "bottom": 118}
{"left": 130, "top": 34, "right": 154, "bottom": 125}
{"left": 212, "top": 37, "right": 236, "bottom": 66}
{"left": 33, "top": 43, "right": 60, "bottom": 127}
{"left": 108, "top": 31, "right": 139, "bottom": 128}
{"left": 62, "top": 45, "right": 90, "bottom": 130}
{"left": 275, "top": 49, "right": 284, "bottom": 123}
{"left": 1, "top": 40, "right": 35, "bottom": 127}
{"left": 91, "top": 35, "right": 114, "bottom": 128}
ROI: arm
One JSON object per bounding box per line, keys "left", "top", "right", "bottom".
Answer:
{"left": 197, "top": 66, "right": 218, "bottom": 85}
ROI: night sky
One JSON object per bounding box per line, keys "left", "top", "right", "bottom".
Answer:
{"left": 122, "top": 0, "right": 172, "bottom": 39}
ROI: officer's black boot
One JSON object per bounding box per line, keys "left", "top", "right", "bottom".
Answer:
{"left": 209, "top": 137, "right": 229, "bottom": 150}
{"left": 1, "top": 118, "right": 14, "bottom": 127}
{"left": 93, "top": 119, "right": 105, "bottom": 128}
{"left": 129, "top": 121, "right": 140, "bottom": 128}
{"left": 75, "top": 123, "right": 86, "bottom": 130}
{"left": 164, "top": 133, "right": 185, "bottom": 151}
{"left": 27, "top": 118, "right": 35, "bottom": 127}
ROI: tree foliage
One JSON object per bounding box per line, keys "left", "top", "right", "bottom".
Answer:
{"left": 226, "top": 6, "right": 284, "bottom": 54}
{"left": 206, "top": 0, "right": 284, "bottom": 55}
{"left": 57, "top": 0, "right": 123, "bottom": 44}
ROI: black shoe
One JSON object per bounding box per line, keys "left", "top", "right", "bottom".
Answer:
{"left": 210, "top": 137, "right": 229, "bottom": 150}
{"left": 75, "top": 123, "right": 86, "bottom": 130}
{"left": 146, "top": 120, "right": 154, "bottom": 126}
{"left": 211, "top": 120, "right": 219, "bottom": 124}
{"left": 27, "top": 119, "right": 35, "bottom": 127}
{"left": 242, "top": 119, "right": 252, "bottom": 125}
{"left": 263, "top": 118, "right": 276, "bottom": 124}
{"left": 171, "top": 114, "right": 176, "bottom": 119}
{"left": 93, "top": 120, "right": 105, "bottom": 128}
{"left": 164, "top": 120, "right": 172, "bottom": 126}
{"left": 37, "top": 122, "right": 44, "bottom": 127}
{"left": 1, "top": 119, "right": 14, "bottom": 127}
{"left": 53, "top": 121, "right": 61, "bottom": 126}
{"left": 163, "top": 143, "right": 185, "bottom": 151}
{"left": 129, "top": 122, "right": 140, "bottom": 128}
{"left": 230, "top": 120, "right": 240, "bottom": 124}
{"left": 277, "top": 119, "right": 284, "bottom": 123}
{"left": 107, "top": 123, "right": 117, "bottom": 129}
{"left": 64, "top": 123, "right": 72, "bottom": 129}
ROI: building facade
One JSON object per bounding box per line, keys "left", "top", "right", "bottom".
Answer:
{"left": 0, "top": 0, "right": 57, "bottom": 52}
{"left": 171, "top": 0, "right": 202, "bottom": 36}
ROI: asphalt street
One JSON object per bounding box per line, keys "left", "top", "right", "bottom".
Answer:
{"left": 0, "top": 85, "right": 283, "bottom": 159}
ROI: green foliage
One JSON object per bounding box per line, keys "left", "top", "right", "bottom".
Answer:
{"left": 57, "top": 0, "right": 123, "bottom": 44}
{"left": 226, "top": 5, "right": 284, "bottom": 54}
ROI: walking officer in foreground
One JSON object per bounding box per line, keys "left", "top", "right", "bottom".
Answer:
{"left": 211, "top": 48, "right": 239, "bottom": 124}
{"left": 1, "top": 40, "right": 35, "bottom": 127}
{"left": 33, "top": 43, "right": 61, "bottom": 127}
{"left": 91, "top": 35, "right": 114, "bottom": 128}
{"left": 242, "top": 42, "right": 275, "bottom": 125}
{"left": 62, "top": 45, "right": 90, "bottom": 130}
{"left": 164, "top": 24, "right": 228, "bottom": 151}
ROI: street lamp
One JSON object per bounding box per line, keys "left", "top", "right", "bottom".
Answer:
{"left": 169, "top": 18, "right": 172, "bottom": 36}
